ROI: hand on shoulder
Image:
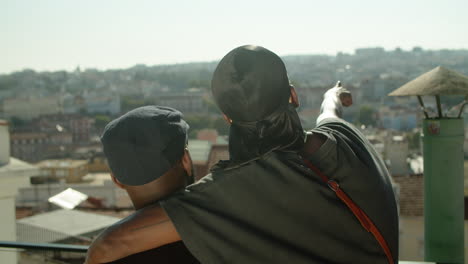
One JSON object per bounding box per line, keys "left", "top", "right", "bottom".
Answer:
{"left": 301, "top": 132, "right": 327, "bottom": 156}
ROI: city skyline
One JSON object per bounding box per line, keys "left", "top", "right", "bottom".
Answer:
{"left": 2, "top": 0, "right": 468, "bottom": 74}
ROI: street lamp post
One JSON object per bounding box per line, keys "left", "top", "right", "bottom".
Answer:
{"left": 389, "top": 66, "right": 468, "bottom": 264}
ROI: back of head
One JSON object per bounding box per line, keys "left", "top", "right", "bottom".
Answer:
{"left": 211, "top": 45, "right": 304, "bottom": 162}
{"left": 211, "top": 45, "right": 291, "bottom": 122}
{"left": 101, "top": 106, "right": 189, "bottom": 186}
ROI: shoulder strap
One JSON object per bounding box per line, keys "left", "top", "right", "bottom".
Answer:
{"left": 302, "top": 158, "right": 394, "bottom": 264}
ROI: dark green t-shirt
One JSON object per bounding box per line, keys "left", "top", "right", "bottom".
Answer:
{"left": 161, "top": 118, "right": 398, "bottom": 264}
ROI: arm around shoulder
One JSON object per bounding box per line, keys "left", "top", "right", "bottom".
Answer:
{"left": 85, "top": 203, "right": 181, "bottom": 264}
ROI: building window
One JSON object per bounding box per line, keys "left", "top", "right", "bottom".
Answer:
{"left": 56, "top": 169, "right": 67, "bottom": 177}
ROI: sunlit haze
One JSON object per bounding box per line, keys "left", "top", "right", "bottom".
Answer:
{"left": 2, "top": 0, "right": 467, "bottom": 73}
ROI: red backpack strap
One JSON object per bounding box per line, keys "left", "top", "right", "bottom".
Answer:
{"left": 302, "top": 158, "right": 394, "bottom": 264}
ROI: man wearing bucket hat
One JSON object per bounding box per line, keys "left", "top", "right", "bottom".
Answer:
{"left": 86, "top": 46, "right": 398, "bottom": 264}
{"left": 99, "top": 105, "right": 199, "bottom": 264}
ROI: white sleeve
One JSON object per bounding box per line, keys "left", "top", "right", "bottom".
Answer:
{"left": 316, "top": 86, "right": 350, "bottom": 125}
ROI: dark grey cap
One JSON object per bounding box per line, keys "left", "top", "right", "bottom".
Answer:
{"left": 211, "top": 45, "right": 291, "bottom": 122}
{"left": 101, "top": 106, "right": 189, "bottom": 186}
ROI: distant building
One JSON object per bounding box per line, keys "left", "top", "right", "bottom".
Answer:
{"left": 61, "top": 94, "right": 85, "bottom": 114}
{"left": 34, "top": 114, "right": 94, "bottom": 143}
{"left": 87, "top": 152, "right": 110, "bottom": 173}
{"left": 84, "top": 91, "right": 121, "bottom": 115}
{"left": 187, "top": 139, "right": 230, "bottom": 181}
{"left": 197, "top": 129, "right": 218, "bottom": 144}
{"left": 156, "top": 90, "right": 207, "bottom": 114}
{"left": 0, "top": 121, "right": 40, "bottom": 264}
{"left": 407, "top": 155, "right": 423, "bottom": 174}
{"left": 380, "top": 106, "right": 419, "bottom": 131}
{"left": 10, "top": 132, "right": 49, "bottom": 162}
{"left": 384, "top": 135, "right": 410, "bottom": 176}
{"left": 17, "top": 173, "right": 130, "bottom": 209}
{"left": 3, "top": 97, "right": 61, "bottom": 120}
{"left": 48, "top": 131, "right": 73, "bottom": 145}
{"left": 10, "top": 128, "right": 76, "bottom": 162}
{"left": 69, "top": 116, "right": 94, "bottom": 143}
{"left": 296, "top": 87, "right": 324, "bottom": 110}
{"left": 188, "top": 140, "right": 212, "bottom": 180}
{"left": 366, "top": 134, "right": 385, "bottom": 158}
{"left": 35, "top": 159, "right": 88, "bottom": 183}
{"left": 355, "top": 47, "right": 385, "bottom": 56}
{"left": 392, "top": 174, "right": 424, "bottom": 260}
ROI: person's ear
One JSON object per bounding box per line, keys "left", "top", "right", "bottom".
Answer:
{"left": 110, "top": 173, "right": 125, "bottom": 189}
{"left": 289, "top": 85, "right": 300, "bottom": 107}
{"left": 181, "top": 149, "right": 193, "bottom": 177}
{"left": 222, "top": 114, "right": 232, "bottom": 124}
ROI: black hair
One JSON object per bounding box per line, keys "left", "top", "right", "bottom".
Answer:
{"left": 228, "top": 104, "right": 305, "bottom": 162}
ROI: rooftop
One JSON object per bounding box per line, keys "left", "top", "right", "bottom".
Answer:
{"left": 10, "top": 132, "right": 48, "bottom": 140}
{"left": 17, "top": 209, "right": 120, "bottom": 243}
{"left": 0, "top": 157, "right": 39, "bottom": 175}
{"left": 35, "top": 159, "right": 88, "bottom": 169}
{"left": 393, "top": 174, "right": 424, "bottom": 216}
{"left": 389, "top": 66, "right": 468, "bottom": 96}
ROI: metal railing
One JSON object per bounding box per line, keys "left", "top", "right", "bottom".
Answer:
{"left": 0, "top": 240, "right": 88, "bottom": 264}
{"left": 0, "top": 240, "right": 87, "bottom": 253}
{"left": 0, "top": 241, "right": 438, "bottom": 264}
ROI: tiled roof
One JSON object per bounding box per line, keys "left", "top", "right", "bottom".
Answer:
{"left": 393, "top": 174, "right": 424, "bottom": 216}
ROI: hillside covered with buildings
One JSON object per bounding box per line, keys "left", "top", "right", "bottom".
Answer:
{"left": 1, "top": 47, "right": 468, "bottom": 163}
{"left": 1, "top": 47, "right": 467, "bottom": 164}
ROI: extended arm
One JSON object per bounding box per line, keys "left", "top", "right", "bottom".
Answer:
{"left": 316, "top": 81, "right": 352, "bottom": 125}
{"left": 85, "top": 204, "right": 180, "bottom": 264}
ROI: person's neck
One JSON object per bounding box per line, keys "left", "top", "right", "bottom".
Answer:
{"left": 131, "top": 198, "right": 154, "bottom": 210}
{"left": 127, "top": 191, "right": 164, "bottom": 210}
{"left": 124, "top": 166, "right": 189, "bottom": 210}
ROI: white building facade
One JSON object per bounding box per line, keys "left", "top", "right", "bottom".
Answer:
{"left": 0, "top": 121, "right": 40, "bottom": 264}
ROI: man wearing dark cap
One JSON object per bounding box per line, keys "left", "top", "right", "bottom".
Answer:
{"left": 98, "top": 105, "right": 199, "bottom": 264}
{"left": 86, "top": 46, "right": 398, "bottom": 264}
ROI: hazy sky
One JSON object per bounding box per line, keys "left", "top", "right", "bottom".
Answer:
{"left": 2, "top": 0, "right": 467, "bottom": 73}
